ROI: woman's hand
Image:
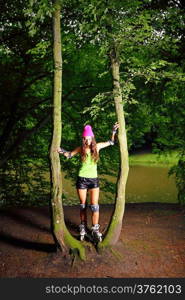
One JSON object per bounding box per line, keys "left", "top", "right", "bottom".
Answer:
{"left": 57, "top": 148, "right": 70, "bottom": 158}
{"left": 55, "top": 147, "right": 64, "bottom": 154}
{"left": 113, "top": 122, "right": 119, "bottom": 133}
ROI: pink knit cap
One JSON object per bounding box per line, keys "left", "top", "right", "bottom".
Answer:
{"left": 82, "top": 125, "right": 94, "bottom": 137}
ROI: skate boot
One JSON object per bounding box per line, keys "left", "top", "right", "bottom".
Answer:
{"left": 91, "top": 224, "right": 102, "bottom": 243}
{"left": 79, "top": 223, "right": 87, "bottom": 241}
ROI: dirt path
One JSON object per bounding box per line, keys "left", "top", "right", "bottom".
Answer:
{"left": 0, "top": 203, "right": 184, "bottom": 278}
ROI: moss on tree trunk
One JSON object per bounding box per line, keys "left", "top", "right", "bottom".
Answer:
{"left": 49, "top": 0, "right": 85, "bottom": 261}
{"left": 98, "top": 47, "right": 129, "bottom": 251}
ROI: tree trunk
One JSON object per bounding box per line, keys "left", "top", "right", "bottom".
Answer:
{"left": 49, "top": 0, "right": 85, "bottom": 260}
{"left": 98, "top": 47, "right": 129, "bottom": 250}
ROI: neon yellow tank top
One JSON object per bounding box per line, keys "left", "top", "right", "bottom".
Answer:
{"left": 78, "top": 152, "right": 97, "bottom": 178}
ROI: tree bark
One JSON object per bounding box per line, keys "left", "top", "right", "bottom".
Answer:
{"left": 98, "top": 47, "right": 129, "bottom": 250}
{"left": 49, "top": 0, "right": 85, "bottom": 260}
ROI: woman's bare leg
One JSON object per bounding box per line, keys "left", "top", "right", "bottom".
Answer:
{"left": 89, "top": 187, "right": 100, "bottom": 225}
{"left": 77, "top": 188, "right": 88, "bottom": 224}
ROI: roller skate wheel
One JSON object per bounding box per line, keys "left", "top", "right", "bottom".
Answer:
{"left": 80, "top": 235, "right": 85, "bottom": 241}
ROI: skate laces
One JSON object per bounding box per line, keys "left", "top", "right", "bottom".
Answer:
{"left": 92, "top": 224, "right": 99, "bottom": 230}
{"left": 92, "top": 224, "right": 102, "bottom": 235}
{"left": 79, "top": 224, "right": 86, "bottom": 233}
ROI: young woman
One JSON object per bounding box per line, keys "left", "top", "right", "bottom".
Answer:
{"left": 57, "top": 122, "right": 119, "bottom": 242}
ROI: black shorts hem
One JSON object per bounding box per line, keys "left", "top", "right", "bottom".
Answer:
{"left": 76, "top": 176, "right": 99, "bottom": 189}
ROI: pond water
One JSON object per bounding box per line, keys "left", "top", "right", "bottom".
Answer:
{"left": 62, "top": 164, "right": 178, "bottom": 205}
{"left": 125, "top": 165, "right": 177, "bottom": 203}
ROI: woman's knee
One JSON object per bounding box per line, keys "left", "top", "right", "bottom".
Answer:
{"left": 80, "top": 203, "right": 87, "bottom": 212}
{"left": 90, "top": 204, "right": 99, "bottom": 212}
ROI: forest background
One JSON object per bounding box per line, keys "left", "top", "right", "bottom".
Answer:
{"left": 0, "top": 0, "right": 185, "bottom": 208}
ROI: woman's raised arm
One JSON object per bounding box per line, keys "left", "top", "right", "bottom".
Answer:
{"left": 97, "top": 122, "right": 119, "bottom": 151}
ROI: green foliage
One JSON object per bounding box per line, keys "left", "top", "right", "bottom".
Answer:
{"left": 169, "top": 151, "right": 185, "bottom": 205}
{"left": 26, "top": 40, "right": 51, "bottom": 59}
{"left": 82, "top": 92, "right": 114, "bottom": 120}
{"left": 24, "top": 0, "right": 54, "bottom": 36}
{"left": 0, "top": 152, "right": 50, "bottom": 208}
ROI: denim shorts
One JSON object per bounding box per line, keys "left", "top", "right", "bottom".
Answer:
{"left": 76, "top": 176, "right": 99, "bottom": 189}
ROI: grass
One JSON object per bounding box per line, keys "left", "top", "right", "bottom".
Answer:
{"left": 129, "top": 150, "right": 179, "bottom": 166}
